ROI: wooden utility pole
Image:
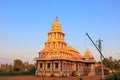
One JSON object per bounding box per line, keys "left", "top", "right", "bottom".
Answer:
{"left": 86, "top": 33, "right": 117, "bottom": 80}
{"left": 96, "top": 39, "right": 104, "bottom": 79}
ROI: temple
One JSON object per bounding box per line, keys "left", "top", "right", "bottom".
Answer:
{"left": 34, "top": 17, "right": 96, "bottom": 77}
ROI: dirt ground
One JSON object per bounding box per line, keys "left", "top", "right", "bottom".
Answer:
{"left": 0, "top": 75, "right": 102, "bottom": 80}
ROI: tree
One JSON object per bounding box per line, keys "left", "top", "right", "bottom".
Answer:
{"left": 29, "top": 64, "right": 36, "bottom": 74}
{"left": 13, "top": 59, "right": 24, "bottom": 71}
{"left": 23, "top": 61, "right": 29, "bottom": 71}
{"left": 103, "top": 56, "right": 120, "bottom": 71}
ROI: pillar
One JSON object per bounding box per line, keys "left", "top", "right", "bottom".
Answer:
{"left": 58, "top": 33, "right": 60, "bottom": 40}
{"left": 52, "top": 61, "right": 54, "bottom": 75}
{"left": 54, "top": 32, "right": 56, "bottom": 40}
{"left": 36, "top": 61, "right": 38, "bottom": 76}
{"left": 44, "top": 61, "right": 46, "bottom": 76}
{"left": 50, "top": 33, "right": 52, "bottom": 40}
{"left": 61, "top": 34, "right": 63, "bottom": 40}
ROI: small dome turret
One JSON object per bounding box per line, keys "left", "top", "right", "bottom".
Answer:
{"left": 84, "top": 49, "right": 94, "bottom": 60}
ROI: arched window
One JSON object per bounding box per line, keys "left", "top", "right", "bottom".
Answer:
{"left": 55, "top": 43, "right": 58, "bottom": 49}
{"left": 50, "top": 43, "right": 53, "bottom": 49}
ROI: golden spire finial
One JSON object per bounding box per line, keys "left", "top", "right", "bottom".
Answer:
{"left": 55, "top": 16, "right": 58, "bottom": 22}
{"left": 51, "top": 17, "right": 62, "bottom": 32}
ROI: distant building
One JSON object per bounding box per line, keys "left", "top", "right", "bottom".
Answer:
{"left": 95, "top": 62, "right": 110, "bottom": 75}
{"left": 34, "top": 17, "right": 96, "bottom": 77}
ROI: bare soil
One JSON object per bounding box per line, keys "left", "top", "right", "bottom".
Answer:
{"left": 0, "top": 75, "right": 102, "bottom": 80}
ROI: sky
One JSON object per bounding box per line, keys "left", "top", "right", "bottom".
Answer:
{"left": 0, "top": 0, "right": 120, "bottom": 64}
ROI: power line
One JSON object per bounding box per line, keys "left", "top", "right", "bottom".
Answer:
{"left": 86, "top": 33, "right": 117, "bottom": 80}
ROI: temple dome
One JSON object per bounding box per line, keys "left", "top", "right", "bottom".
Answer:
{"left": 84, "top": 49, "right": 94, "bottom": 60}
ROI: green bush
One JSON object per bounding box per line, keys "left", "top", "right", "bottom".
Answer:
{"left": 29, "top": 65, "right": 36, "bottom": 74}
{"left": 0, "top": 71, "right": 19, "bottom": 76}
{"left": 0, "top": 71, "right": 34, "bottom": 76}
{"left": 105, "top": 72, "right": 120, "bottom": 80}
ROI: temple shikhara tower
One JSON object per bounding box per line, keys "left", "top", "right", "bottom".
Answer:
{"left": 34, "top": 17, "right": 96, "bottom": 77}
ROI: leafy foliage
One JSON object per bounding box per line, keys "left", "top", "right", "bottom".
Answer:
{"left": 103, "top": 57, "right": 120, "bottom": 71}
{"left": 0, "top": 71, "right": 33, "bottom": 76}
{"left": 29, "top": 64, "right": 36, "bottom": 74}
{"left": 105, "top": 72, "right": 120, "bottom": 80}
{"left": 13, "top": 59, "right": 24, "bottom": 71}
{"left": 0, "top": 59, "right": 36, "bottom": 76}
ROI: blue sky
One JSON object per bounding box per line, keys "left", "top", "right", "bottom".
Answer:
{"left": 0, "top": 0, "right": 120, "bottom": 64}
